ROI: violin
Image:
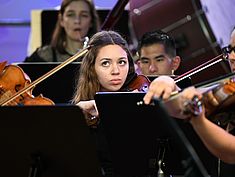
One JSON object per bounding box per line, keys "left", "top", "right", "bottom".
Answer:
{"left": 163, "top": 72, "right": 235, "bottom": 125}
{"left": 196, "top": 73, "right": 235, "bottom": 125}
{"left": 0, "top": 46, "right": 90, "bottom": 106}
{"left": 0, "top": 61, "right": 54, "bottom": 106}
{"left": 125, "top": 74, "right": 151, "bottom": 92}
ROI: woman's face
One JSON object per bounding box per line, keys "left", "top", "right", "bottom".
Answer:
{"left": 60, "top": 0, "right": 92, "bottom": 42}
{"left": 95, "top": 45, "right": 129, "bottom": 91}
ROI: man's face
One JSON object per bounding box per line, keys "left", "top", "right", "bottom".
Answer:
{"left": 139, "top": 43, "right": 178, "bottom": 75}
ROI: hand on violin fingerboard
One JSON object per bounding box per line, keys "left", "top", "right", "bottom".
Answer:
{"left": 144, "top": 75, "right": 178, "bottom": 104}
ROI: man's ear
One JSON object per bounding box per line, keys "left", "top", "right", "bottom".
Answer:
{"left": 172, "top": 56, "right": 181, "bottom": 71}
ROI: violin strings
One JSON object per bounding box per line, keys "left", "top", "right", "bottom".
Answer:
{"left": 0, "top": 46, "right": 91, "bottom": 106}
{"left": 0, "top": 88, "right": 18, "bottom": 105}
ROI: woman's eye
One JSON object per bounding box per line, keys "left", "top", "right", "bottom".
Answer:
{"left": 66, "top": 13, "right": 76, "bottom": 18}
{"left": 101, "top": 61, "right": 110, "bottom": 66}
{"left": 81, "top": 13, "right": 89, "bottom": 18}
{"left": 119, "top": 60, "right": 127, "bottom": 65}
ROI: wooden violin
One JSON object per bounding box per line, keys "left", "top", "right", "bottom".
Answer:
{"left": 125, "top": 74, "right": 151, "bottom": 92}
{"left": 196, "top": 73, "right": 235, "bottom": 125}
{"left": 163, "top": 72, "right": 235, "bottom": 124}
{"left": 0, "top": 46, "right": 90, "bottom": 106}
{"left": 0, "top": 61, "right": 54, "bottom": 106}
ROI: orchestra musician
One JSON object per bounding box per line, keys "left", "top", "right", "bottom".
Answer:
{"left": 136, "top": 29, "right": 181, "bottom": 76}
{"left": 228, "top": 27, "right": 235, "bottom": 73}
{"left": 219, "top": 26, "right": 235, "bottom": 176}
{"left": 135, "top": 29, "right": 192, "bottom": 89}
{"left": 71, "top": 30, "right": 178, "bottom": 177}
{"left": 24, "top": 0, "right": 100, "bottom": 62}
{"left": 141, "top": 25, "right": 235, "bottom": 168}
{"left": 72, "top": 30, "right": 177, "bottom": 118}
{"left": 144, "top": 78, "right": 235, "bottom": 165}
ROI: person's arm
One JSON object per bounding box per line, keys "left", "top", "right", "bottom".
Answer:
{"left": 190, "top": 113, "right": 235, "bottom": 164}
{"left": 143, "top": 75, "right": 179, "bottom": 104}
{"left": 180, "top": 86, "right": 235, "bottom": 164}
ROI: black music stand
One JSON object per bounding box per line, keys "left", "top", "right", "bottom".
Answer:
{"left": 95, "top": 92, "right": 211, "bottom": 177}
{"left": 0, "top": 105, "right": 103, "bottom": 177}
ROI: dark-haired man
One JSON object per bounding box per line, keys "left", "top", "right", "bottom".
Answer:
{"left": 136, "top": 29, "right": 181, "bottom": 76}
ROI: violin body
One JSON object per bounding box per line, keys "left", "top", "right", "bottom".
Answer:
{"left": 125, "top": 74, "right": 151, "bottom": 92}
{"left": 21, "top": 95, "right": 55, "bottom": 105}
{"left": 0, "top": 61, "right": 54, "bottom": 106}
{"left": 203, "top": 77, "right": 235, "bottom": 125}
{"left": 164, "top": 73, "right": 235, "bottom": 124}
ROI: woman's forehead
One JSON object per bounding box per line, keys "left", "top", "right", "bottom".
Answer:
{"left": 65, "top": 1, "right": 90, "bottom": 12}
{"left": 96, "top": 45, "right": 127, "bottom": 58}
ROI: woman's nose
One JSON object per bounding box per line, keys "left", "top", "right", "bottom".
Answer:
{"left": 111, "top": 64, "right": 120, "bottom": 74}
{"left": 74, "top": 15, "right": 81, "bottom": 23}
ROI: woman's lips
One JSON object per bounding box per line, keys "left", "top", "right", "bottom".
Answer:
{"left": 110, "top": 79, "right": 122, "bottom": 85}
